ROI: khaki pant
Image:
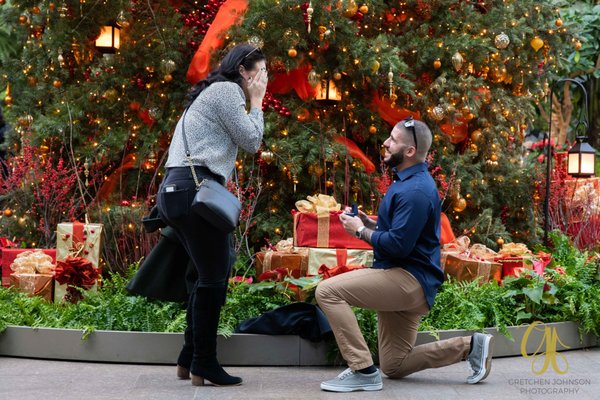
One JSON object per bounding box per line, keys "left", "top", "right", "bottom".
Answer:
{"left": 316, "top": 267, "right": 471, "bottom": 378}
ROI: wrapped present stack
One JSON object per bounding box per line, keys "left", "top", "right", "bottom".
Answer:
{"left": 54, "top": 221, "right": 103, "bottom": 303}
{"left": 255, "top": 195, "right": 374, "bottom": 279}
{"left": 293, "top": 195, "right": 374, "bottom": 276}
{"left": 8, "top": 250, "right": 56, "bottom": 302}
{"left": 441, "top": 236, "right": 502, "bottom": 284}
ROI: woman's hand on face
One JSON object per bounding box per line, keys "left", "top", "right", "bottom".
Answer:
{"left": 247, "top": 69, "right": 268, "bottom": 107}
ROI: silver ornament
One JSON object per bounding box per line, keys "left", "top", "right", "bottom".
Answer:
{"left": 494, "top": 32, "right": 510, "bottom": 49}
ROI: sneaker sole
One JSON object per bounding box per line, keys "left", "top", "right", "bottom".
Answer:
{"left": 467, "top": 334, "right": 494, "bottom": 384}
{"left": 320, "top": 382, "right": 383, "bottom": 392}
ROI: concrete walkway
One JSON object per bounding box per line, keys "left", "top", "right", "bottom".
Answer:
{"left": 1, "top": 348, "right": 598, "bottom": 400}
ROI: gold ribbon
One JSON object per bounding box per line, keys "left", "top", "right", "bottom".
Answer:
{"left": 316, "top": 211, "right": 331, "bottom": 248}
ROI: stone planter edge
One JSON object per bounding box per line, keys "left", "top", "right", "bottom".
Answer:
{"left": 0, "top": 321, "right": 596, "bottom": 366}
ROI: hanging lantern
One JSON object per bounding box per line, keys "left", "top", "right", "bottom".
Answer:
{"left": 315, "top": 79, "right": 342, "bottom": 103}
{"left": 568, "top": 138, "right": 597, "bottom": 177}
{"left": 95, "top": 24, "right": 121, "bottom": 54}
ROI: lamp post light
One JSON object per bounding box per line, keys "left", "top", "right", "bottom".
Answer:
{"left": 568, "top": 138, "right": 597, "bottom": 177}
{"left": 543, "top": 78, "right": 597, "bottom": 246}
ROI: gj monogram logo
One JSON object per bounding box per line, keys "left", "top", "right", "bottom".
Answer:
{"left": 520, "top": 321, "right": 570, "bottom": 375}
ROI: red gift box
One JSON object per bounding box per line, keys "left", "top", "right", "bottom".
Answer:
{"left": 496, "top": 256, "right": 532, "bottom": 278}
{"left": 496, "top": 253, "right": 551, "bottom": 278}
{"left": 292, "top": 211, "right": 374, "bottom": 250}
{"left": 2, "top": 249, "right": 56, "bottom": 288}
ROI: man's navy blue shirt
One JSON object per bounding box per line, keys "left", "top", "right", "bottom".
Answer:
{"left": 370, "top": 162, "right": 444, "bottom": 308}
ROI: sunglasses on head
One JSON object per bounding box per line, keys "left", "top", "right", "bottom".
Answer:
{"left": 403, "top": 116, "right": 417, "bottom": 150}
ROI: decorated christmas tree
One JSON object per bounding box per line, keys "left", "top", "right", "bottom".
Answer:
{"left": 224, "top": 0, "right": 575, "bottom": 248}
{"left": 0, "top": 0, "right": 579, "bottom": 268}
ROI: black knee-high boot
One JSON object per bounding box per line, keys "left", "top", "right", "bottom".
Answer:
{"left": 190, "top": 286, "right": 242, "bottom": 386}
{"left": 176, "top": 292, "right": 195, "bottom": 379}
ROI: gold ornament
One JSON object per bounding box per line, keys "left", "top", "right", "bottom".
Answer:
{"left": 497, "top": 237, "right": 505, "bottom": 246}
{"left": 260, "top": 150, "right": 274, "bottom": 164}
{"left": 117, "top": 11, "right": 130, "bottom": 29}
{"left": 555, "top": 18, "right": 563, "bottom": 27}
{"left": 431, "top": 106, "right": 445, "bottom": 121}
{"left": 451, "top": 52, "right": 464, "bottom": 71}
{"left": 387, "top": 66, "right": 395, "bottom": 101}
{"left": 359, "top": 4, "right": 368, "bottom": 14}
{"left": 530, "top": 36, "right": 544, "bottom": 52}
{"left": 574, "top": 40, "right": 582, "bottom": 50}
{"left": 52, "top": 79, "right": 62, "bottom": 89}
{"left": 308, "top": 70, "right": 320, "bottom": 87}
{"left": 433, "top": 59, "right": 441, "bottom": 69}
{"left": 3, "top": 83, "right": 12, "bottom": 106}
{"left": 306, "top": 2, "right": 313, "bottom": 34}
{"left": 103, "top": 88, "right": 118, "bottom": 102}
{"left": 247, "top": 36, "right": 264, "bottom": 50}
{"left": 370, "top": 60, "right": 380, "bottom": 73}
{"left": 490, "top": 153, "right": 498, "bottom": 162}
{"left": 160, "top": 59, "right": 176, "bottom": 74}
{"left": 471, "top": 130, "right": 482, "bottom": 142}
{"left": 368, "top": 125, "right": 377, "bottom": 134}
{"left": 18, "top": 15, "right": 28, "bottom": 25}
{"left": 343, "top": 0, "right": 358, "bottom": 17}
{"left": 494, "top": 32, "right": 510, "bottom": 49}
{"left": 3, "top": 209, "right": 13, "bottom": 217}
{"left": 333, "top": 72, "right": 342, "bottom": 80}
{"left": 17, "top": 114, "right": 33, "bottom": 127}
{"left": 469, "top": 143, "right": 478, "bottom": 152}
{"left": 287, "top": 48, "right": 298, "bottom": 58}
{"left": 164, "top": 74, "right": 173, "bottom": 83}
{"left": 453, "top": 197, "right": 467, "bottom": 212}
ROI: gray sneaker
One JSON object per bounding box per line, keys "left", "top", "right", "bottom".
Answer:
{"left": 466, "top": 332, "right": 494, "bottom": 384}
{"left": 320, "top": 368, "right": 383, "bottom": 392}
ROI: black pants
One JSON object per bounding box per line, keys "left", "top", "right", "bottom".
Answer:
{"left": 156, "top": 167, "right": 233, "bottom": 287}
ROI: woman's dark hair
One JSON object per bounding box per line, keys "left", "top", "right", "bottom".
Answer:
{"left": 185, "top": 43, "right": 266, "bottom": 107}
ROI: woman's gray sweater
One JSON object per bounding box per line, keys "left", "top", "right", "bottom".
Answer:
{"left": 165, "top": 81, "right": 264, "bottom": 183}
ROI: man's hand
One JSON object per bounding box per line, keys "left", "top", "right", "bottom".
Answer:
{"left": 339, "top": 212, "right": 363, "bottom": 237}
{"left": 342, "top": 206, "right": 376, "bottom": 230}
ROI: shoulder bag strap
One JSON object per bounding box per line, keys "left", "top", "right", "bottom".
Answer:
{"left": 179, "top": 107, "right": 239, "bottom": 195}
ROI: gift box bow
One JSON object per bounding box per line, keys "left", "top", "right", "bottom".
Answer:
{"left": 295, "top": 194, "right": 341, "bottom": 215}
{"left": 10, "top": 250, "right": 55, "bottom": 275}
{"left": 442, "top": 236, "right": 497, "bottom": 261}
{"left": 498, "top": 242, "right": 532, "bottom": 257}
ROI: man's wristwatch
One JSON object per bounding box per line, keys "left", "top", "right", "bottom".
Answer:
{"left": 355, "top": 226, "right": 366, "bottom": 239}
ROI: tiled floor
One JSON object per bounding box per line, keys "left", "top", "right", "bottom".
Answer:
{"left": 1, "top": 348, "right": 598, "bottom": 400}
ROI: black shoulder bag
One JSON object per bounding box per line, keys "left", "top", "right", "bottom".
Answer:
{"left": 180, "top": 108, "right": 242, "bottom": 233}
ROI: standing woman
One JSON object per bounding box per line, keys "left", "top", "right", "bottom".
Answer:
{"left": 157, "top": 43, "right": 267, "bottom": 387}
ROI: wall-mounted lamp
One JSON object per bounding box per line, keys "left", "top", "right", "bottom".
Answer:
{"left": 315, "top": 79, "right": 342, "bottom": 103}
{"left": 95, "top": 24, "right": 121, "bottom": 54}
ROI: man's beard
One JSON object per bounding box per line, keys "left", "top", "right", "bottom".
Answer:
{"left": 384, "top": 148, "right": 404, "bottom": 168}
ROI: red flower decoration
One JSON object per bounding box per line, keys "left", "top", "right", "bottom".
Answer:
{"left": 54, "top": 256, "right": 99, "bottom": 303}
